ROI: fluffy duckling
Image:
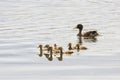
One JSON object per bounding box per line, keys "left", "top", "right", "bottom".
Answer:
{"left": 68, "top": 43, "right": 76, "bottom": 50}
{"left": 44, "top": 47, "right": 53, "bottom": 61}
{"left": 75, "top": 44, "right": 80, "bottom": 52}
{"left": 38, "top": 44, "right": 49, "bottom": 51}
{"left": 53, "top": 44, "right": 61, "bottom": 54}
{"left": 76, "top": 44, "right": 87, "bottom": 50}
{"left": 74, "top": 24, "right": 99, "bottom": 38}
{"left": 38, "top": 44, "right": 50, "bottom": 57}
{"left": 54, "top": 44, "right": 60, "bottom": 50}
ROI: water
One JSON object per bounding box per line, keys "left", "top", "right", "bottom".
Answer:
{"left": 0, "top": 0, "right": 120, "bottom": 80}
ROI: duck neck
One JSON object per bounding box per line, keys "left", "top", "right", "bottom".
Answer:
{"left": 78, "top": 29, "right": 82, "bottom": 37}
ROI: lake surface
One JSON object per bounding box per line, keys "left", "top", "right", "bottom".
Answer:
{"left": 0, "top": 0, "right": 120, "bottom": 80}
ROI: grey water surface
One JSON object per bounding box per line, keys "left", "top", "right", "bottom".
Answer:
{"left": 0, "top": 0, "right": 120, "bottom": 80}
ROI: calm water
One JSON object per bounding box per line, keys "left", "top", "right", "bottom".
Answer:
{"left": 0, "top": 0, "right": 120, "bottom": 80}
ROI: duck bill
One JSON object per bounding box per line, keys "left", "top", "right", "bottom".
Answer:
{"left": 73, "top": 26, "right": 77, "bottom": 29}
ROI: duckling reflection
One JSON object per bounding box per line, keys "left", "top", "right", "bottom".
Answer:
{"left": 38, "top": 44, "right": 49, "bottom": 51}
{"left": 38, "top": 45, "right": 43, "bottom": 57}
{"left": 56, "top": 47, "right": 63, "bottom": 61}
{"left": 74, "top": 24, "right": 99, "bottom": 38}
{"left": 78, "top": 37, "right": 82, "bottom": 44}
{"left": 44, "top": 47, "right": 53, "bottom": 61}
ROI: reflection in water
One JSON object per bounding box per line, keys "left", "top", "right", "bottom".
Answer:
{"left": 38, "top": 42, "right": 88, "bottom": 61}
{"left": 44, "top": 47, "right": 53, "bottom": 61}
{"left": 56, "top": 47, "right": 63, "bottom": 61}
{"left": 78, "top": 37, "right": 82, "bottom": 44}
{"left": 83, "top": 37, "right": 97, "bottom": 43}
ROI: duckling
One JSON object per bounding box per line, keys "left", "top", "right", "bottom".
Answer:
{"left": 54, "top": 44, "right": 60, "bottom": 50}
{"left": 53, "top": 44, "right": 61, "bottom": 54}
{"left": 44, "top": 47, "right": 53, "bottom": 61}
{"left": 80, "top": 46, "right": 87, "bottom": 50}
{"left": 74, "top": 24, "right": 99, "bottom": 38}
{"left": 75, "top": 43, "right": 80, "bottom": 52}
{"left": 38, "top": 44, "right": 49, "bottom": 51}
{"left": 56, "top": 47, "right": 63, "bottom": 61}
{"left": 75, "top": 43, "right": 87, "bottom": 50}
{"left": 68, "top": 43, "right": 76, "bottom": 50}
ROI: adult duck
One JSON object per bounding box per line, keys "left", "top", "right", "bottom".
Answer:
{"left": 74, "top": 24, "right": 99, "bottom": 38}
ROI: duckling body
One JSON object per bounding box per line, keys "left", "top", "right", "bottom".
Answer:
{"left": 80, "top": 46, "right": 87, "bottom": 50}
{"left": 75, "top": 24, "right": 99, "bottom": 38}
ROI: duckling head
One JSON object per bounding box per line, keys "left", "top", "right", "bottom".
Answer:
{"left": 38, "top": 45, "right": 42, "bottom": 48}
{"left": 44, "top": 44, "right": 49, "bottom": 48}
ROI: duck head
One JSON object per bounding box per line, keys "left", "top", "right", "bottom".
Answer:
{"left": 75, "top": 24, "right": 83, "bottom": 31}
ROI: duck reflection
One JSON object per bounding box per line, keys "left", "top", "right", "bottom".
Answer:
{"left": 83, "top": 37, "right": 97, "bottom": 43}
{"left": 38, "top": 45, "right": 43, "bottom": 57}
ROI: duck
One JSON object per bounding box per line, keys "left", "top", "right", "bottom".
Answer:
{"left": 44, "top": 46, "right": 53, "bottom": 61}
{"left": 74, "top": 24, "right": 99, "bottom": 38}
{"left": 68, "top": 43, "right": 76, "bottom": 50}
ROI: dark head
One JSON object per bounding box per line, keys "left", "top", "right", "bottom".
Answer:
{"left": 76, "top": 24, "right": 83, "bottom": 31}
{"left": 44, "top": 44, "right": 49, "bottom": 48}
{"left": 38, "top": 45, "right": 42, "bottom": 48}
